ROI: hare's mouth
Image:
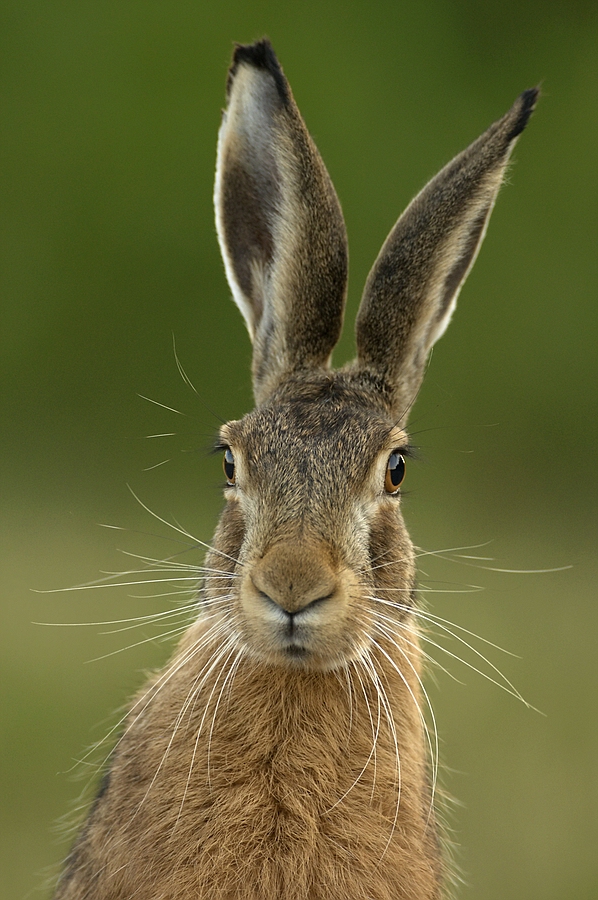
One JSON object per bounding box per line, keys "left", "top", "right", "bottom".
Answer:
{"left": 243, "top": 613, "right": 366, "bottom": 672}
{"left": 276, "top": 623, "right": 316, "bottom": 661}
{"left": 283, "top": 644, "right": 309, "bottom": 659}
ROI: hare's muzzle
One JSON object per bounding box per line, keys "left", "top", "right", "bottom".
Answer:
{"left": 238, "top": 542, "right": 363, "bottom": 670}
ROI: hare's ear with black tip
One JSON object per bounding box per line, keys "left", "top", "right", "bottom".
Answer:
{"left": 215, "top": 40, "right": 348, "bottom": 405}
{"left": 354, "top": 88, "right": 539, "bottom": 421}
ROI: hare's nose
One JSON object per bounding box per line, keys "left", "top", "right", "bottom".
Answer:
{"left": 250, "top": 545, "right": 337, "bottom": 616}
{"left": 256, "top": 586, "right": 333, "bottom": 620}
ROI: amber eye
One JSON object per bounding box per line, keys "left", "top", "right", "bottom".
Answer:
{"left": 223, "top": 448, "right": 236, "bottom": 485}
{"left": 385, "top": 452, "right": 405, "bottom": 494}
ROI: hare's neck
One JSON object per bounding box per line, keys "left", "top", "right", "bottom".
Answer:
{"left": 81, "top": 630, "right": 441, "bottom": 900}
{"left": 154, "top": 637, "right": 440, "bottom": 896}
{"left": 157, "top": 629, "right": 432, "bottom": 824}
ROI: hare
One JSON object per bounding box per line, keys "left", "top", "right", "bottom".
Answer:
{"left": 53, "top": 39, "right": 537, "bottom": 900}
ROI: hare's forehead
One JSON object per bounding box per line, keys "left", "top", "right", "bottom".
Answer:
{"left": 220, "top": 404, "right": 406, "bottom": 463}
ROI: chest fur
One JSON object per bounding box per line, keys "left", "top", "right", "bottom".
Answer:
{"left": 59, "top": 653, "right": 440, "bottom": 899}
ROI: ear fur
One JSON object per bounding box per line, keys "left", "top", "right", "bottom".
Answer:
{"left": 215, "top": 40, "right": 348, "bottom": 405}
{"left": 354, "top": 88, "right": 538, "bottom": 419}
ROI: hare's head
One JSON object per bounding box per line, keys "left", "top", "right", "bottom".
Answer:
{"left": 205, "top": 40, "right": 537, "bottom": 673}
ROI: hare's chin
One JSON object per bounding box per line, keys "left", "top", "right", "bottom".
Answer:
{"left": 239, "top": 626, "right": 368, "bottom": 672}
{"left": 264, "top": 647, "right": 359, "bottom": 673}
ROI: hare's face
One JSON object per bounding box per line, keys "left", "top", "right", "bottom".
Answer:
{"left": 203, "top": 376, "right": 414, "bottom": 673}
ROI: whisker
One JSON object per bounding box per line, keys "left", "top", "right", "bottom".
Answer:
{"left": 134, "top": 629, "right": 239, "bottom": 825}
{"left": 172, "top": 334, "right": 226, "bottom": 425}
{"left": 325, "top": 650, "right": 381, "bottom": 815}
{"left": 143, "top": 459, "right": 171, "bottom": 471}
{"left": 85, "top": 623, "right": 197, "bottom": 663}
{"left": 115, "top": 552, "right": 239, "bottom": 578}
{"left": 137, "top": 394, "right": 188, "bottom": 417}
{"left": 96, "top": 607, "right": 200, "bottom": 636}
{"left": 172, "top": 636, "right": 241, "bottom": 829}
{"left": 119, "top": 589, "right": 198, "bottom": 602}
{"left": 367, "top": 541, "right": 496, "bottom": 575}
{"left": 71, "top": 617, "right": 232, "bottom": 775}
{"left": 372, "top": 583, "right": 484, "bottom": 594}
{"left": 34, "top": 603, "right": 201, "bottom": 631}
{"left": 418, "top": 545, "right": 571, "bottom": 575}
{"left": 127, "top": 486, "right": 244, "bottom": 569}
{"left": 359, "top": 652, "right": 402, "bottom": 862}
{"left": 368, "top": 595, "right": 534, "bottom": 708}
{"left": 368, "top": 607, "right": 460, "bottom": 684}
{"left": 333, "top": 664, "right": 354, "bottom": 742}
{"left": 368, "top": 594, "right": 519, "bottom": 657}
{"left": 368, "top": 632, "right": 438, "bottom": 818}
{"left": 206, "top": 645, "right": 244, "bottom": 787}
{"left": 35, "top": 573, "right": 201, "bottom": 595}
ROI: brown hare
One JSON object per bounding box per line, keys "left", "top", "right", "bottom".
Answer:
{"left": 53, "top": 39, "right": 537, "bottom": 900}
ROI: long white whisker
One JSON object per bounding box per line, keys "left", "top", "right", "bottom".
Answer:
{"left": 368, "top": 624, "right": 438, "bottom": 815}
{"left": 206, "top": 646, "right": 244, "bottom": 788}
{"left": 132, "top": 628, "right": 238, "bottom": 824}
{"left": 115, "top": 549, "right": 239, "bottom": 577}
{"left": 360, "top": 651, "right": 402, "bottom": 863}
{"left": 35, "top": 575, "right": 203, "bottom": 595}
{"left": 73, "top": 617, "right": 231, "bottom": 774}
{"left": 368, "top": 606, "right": 461, "bottom": 683}
{"left": 368, "top": 594, "right": 519, "bottom": 656}
{"left": 126, "top": 486, "right": 244, "bottom": 569}
{"left": 172, "top": 636, "right": 241, "bottom": 830}
{"left": 325, "top": 651, "right": 381, "bottom": 815}
{"left": 368, "top": 630, "right": 437, "bottom": 811}
{"left": 369, "top": 595, "right": 532, "bottom": 707}
{"left": 367, "top": 541, "right": 493, "bottom": 575}
{"left": 172, "top": 335, "right": 200, "bottom": 396}
{"left": 84, "top": 619, "right": 209, "bottom": 663}
{"left": 418, "top": 545, "right": 571, "bottom": 575}
{"left": 137, "top": 393, "right": 188, "bottom": 416}
{"left": 34, "top": 603, "right": 201, "bottom": 630}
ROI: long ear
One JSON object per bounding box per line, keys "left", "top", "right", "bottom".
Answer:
{"left": 354, "top": 89, "right": 538, "bottom": 420}
{"left": 215, "top": 40, "right": 348, "bottom": 405}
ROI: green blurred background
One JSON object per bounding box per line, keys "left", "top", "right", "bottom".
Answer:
{"left": 2, "top": 1, "right": 596, "bottom": 897}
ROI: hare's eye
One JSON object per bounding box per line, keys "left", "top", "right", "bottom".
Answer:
{"left": 223, "top": 448, "right": 236, "bottom": 485}
{"left": 385, "top": 452, "right": 405, "bottom": 494}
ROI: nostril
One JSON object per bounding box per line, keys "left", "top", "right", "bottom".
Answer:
{"left": 255, "top": 587, "right": 333, "bottom": 617}
{"left": 303, "top": 592, "right": 334, "bottom": 611}
{"left": 257, "top": 590, "right": 281, "bottom": 611}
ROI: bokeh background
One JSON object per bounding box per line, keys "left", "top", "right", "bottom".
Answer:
{"left": 2, "top": 2, "right": 596, "bottom": 898}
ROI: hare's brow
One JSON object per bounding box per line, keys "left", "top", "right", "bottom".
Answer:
{"left": 211, "top": 437, "right": 231, "bottom": 454}
{"left": 212, "top": 427, "right": 416, "bottom": 457}
{"left": 379, "top": 423, "right": 416, "bottom": 457}
{"left": 396, "top": 442, "right": 417, "bottom": 459}
{"left": 382, "top": 440, "right": 417, "bottom": 462}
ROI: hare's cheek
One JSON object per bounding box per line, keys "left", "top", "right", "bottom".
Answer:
{"left": 367, "top": 506, "right": 415, "bottom": 582}
{"left": 212, "top": 500, "right": 247, "bottom": 558}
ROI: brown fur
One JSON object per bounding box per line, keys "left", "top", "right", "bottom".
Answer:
{"left": 53, "top": 40, "right": 537, "bottom": 900}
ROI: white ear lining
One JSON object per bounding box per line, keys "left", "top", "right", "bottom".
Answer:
{"left": 214, "top": 64, "right": 287, "bottom": 343}
{"left": 214, "top": 118, "right": 258, "bottom": 340}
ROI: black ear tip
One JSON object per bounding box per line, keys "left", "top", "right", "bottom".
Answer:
{"left": 508, "top": 86, "right": 540, "bottom": 139}
{"left": 232, "top": 38, "right": 276, "bottom": 70}
{"left": 227, "top": 39, "right": 289, "bottom": 104}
